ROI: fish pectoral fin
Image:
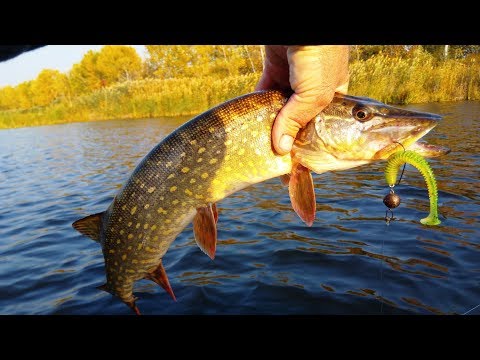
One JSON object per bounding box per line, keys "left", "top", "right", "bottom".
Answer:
{"left": 211, "top": 202, "right": 219, "bottom": 224}
{"left": 288, "top": 162, "right": 316, "bottom": 227}
{"left": 193, "top": 204, "right": 217, "bottom": 260}
{"left": 145, "top": 261, "right": 176, "bottom": 301}
{"left": 279, "top": 174, "right": 291, "bottom": 186}
{"left": 72, "top": 212, "right": 104, "bottom": 242}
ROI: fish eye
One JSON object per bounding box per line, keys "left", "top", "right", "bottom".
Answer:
{"left": 353, "top": 107, "right": 372, "bottom": 122}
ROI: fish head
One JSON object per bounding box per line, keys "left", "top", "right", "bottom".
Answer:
{"left": 292, "top": 94, "right": 450, "bottom": 173}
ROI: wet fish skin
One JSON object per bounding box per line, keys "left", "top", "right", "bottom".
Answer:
{"left": 75, "top": 90, "right": 293, "bottom": 307}
{"left": 73, "top": 90, "right": 447, "bottom": 313}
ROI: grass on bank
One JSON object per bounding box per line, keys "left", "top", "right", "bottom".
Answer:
{"left": 2, "top": 48, "right": 480, "bottom": 129}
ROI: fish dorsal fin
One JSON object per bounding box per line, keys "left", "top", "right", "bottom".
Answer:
{"left": 145, "top": 261, "right": 176, "bottom": 301}
{"left": 288, "top": 162, "right": 316, "bottom": 227}
{"left": 72, "top": 212, "right": 103, "bottom": 242}
{"left": 193, "top": 203, "right": 217, "bottom": 260}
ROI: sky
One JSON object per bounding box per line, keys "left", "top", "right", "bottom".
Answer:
{"left": 0, "top": 45, "right": 147, "bottom": 87}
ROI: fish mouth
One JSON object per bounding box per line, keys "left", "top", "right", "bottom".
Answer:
{"left": 407, "top": 140, "right": 451, "bottom": 157}
{"left": 372, "top": 110, "right": 448, "bottom": 159}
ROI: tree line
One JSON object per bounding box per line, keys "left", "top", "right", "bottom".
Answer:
{"left": 1, "top": 45, "right": 480, "bottom": 128}
{"left": 0, "top": 45, "right": 265, "bottom": 111}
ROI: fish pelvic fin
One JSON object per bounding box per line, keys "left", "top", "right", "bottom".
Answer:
{"left": 72, "top": 212, "right": 104, "bottom": 242}
{"left": 193, "top": 203, "right": 217, "bottom": 260}
{"left": 288, "top": 162, "right": 316, "bottom": 227}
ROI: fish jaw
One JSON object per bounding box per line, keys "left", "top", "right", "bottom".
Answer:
{"left": 406, "top": 140, "right": 451, "bottom": 158}
{"left": 369, "top": 115, "right": 441, "bottom": 160}
{"left": 292, "top": 94, "right": 448, "bottom": 173}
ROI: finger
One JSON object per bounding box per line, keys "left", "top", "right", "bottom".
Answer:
{"left": 272, "top": 91, "right": 335, "bottom": 155}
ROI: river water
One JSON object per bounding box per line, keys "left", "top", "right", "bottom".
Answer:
{"left": 0, "top": 101, "right": 479, "bottom": 315}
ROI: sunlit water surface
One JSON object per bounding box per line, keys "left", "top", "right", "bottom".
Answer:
{"left": 0, "top": 101, "right": 479, "bottom": 315}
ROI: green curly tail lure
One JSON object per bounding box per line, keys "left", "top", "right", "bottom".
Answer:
{"left": 384, "top": 150, "right": 441, "bottom": 225}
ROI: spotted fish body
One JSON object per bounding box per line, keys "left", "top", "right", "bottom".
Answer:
{"left": 73, "top": 90, "right": 448, "bottom": 313}
{"left": 75, "top": 90, "right": 292, "bottom": 308}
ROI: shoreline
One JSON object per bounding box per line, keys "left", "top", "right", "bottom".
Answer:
{"left": 3, "top": 48, "right": 480, "bottom": 130}
{"left": 1, "top": 97, "right": 477, "bottom": 131}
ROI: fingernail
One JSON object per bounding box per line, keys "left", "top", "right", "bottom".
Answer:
{"left": 279, "top": 134, "right": 294, "bottom": 153}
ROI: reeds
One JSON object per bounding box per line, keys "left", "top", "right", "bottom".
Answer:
{"left": 2, "top": 47, "right": 480, "bottom": 129}
{"left": 0, "top": 74, "right": 260, "bottom": 129}
{"left": 348, "top": 47, "right": 480, "bottom": 103}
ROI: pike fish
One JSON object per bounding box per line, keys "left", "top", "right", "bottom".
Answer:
{"left": 72, "top": 90, "right": 449, "bottom": 314}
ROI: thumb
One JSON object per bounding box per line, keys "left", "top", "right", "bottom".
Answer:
{"left": 272, "top": 92, "right": 334, "bottom": 155}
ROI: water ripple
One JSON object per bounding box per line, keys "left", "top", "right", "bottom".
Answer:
{"left": 1, "top": 105, "right": 479, "bottom": 315}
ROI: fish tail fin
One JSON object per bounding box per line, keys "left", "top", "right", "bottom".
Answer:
{"left": 97, "top": 283, "right": 141, "bottom": 315}
{"left": 125, "top": 297, "right": 141, "bottom": 315}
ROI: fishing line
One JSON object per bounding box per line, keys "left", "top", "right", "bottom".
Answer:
{"left": 379, "top": 141, "right": 406, "bottom": 313}
{"left": 379, "top": 233, "right": 385, "bottom": 315}
{"left": 463, "top": 303, "right": 480, "bottom": 315}
{"left": 392, "top": 141, "right": 407, "bottom": 185}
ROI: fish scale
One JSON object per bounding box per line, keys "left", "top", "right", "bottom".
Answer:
{"left": 73, "top": 89, "right": 448, "bottom": 314}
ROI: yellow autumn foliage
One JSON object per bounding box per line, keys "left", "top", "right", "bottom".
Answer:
{"left": 1, "top": 45, "right": 480, "bottom": 129}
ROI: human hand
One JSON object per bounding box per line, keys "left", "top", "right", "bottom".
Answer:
{"left": 256, "top": 45, "right": 350, "bottom": 155}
